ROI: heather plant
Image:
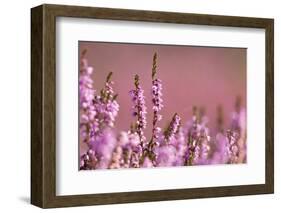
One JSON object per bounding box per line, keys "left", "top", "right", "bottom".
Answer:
{"left": 79, "top": 51, "right": 247, "bottom": 170}
{"left": 129, "top": 74, "right": 147, "bottom": 150}
{"left": 148, "top": 53, "right": 163, "bottom": 151}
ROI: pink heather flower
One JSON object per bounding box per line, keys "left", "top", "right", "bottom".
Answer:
{"left": 211, "top": 133, "right": 229, "bottom": 164}
{"left": 119, "top": 132, "right": 142, "bottom": 168}
{"left": 151, "top": 78, "right": 163, "bottom": 142}
{"left": 231, "top": 96, "right": 246, "bottom": 134}
{"left": 84, "top": 72, "right": 119, "bottom": 143}
{"left": 130, "top": 74, "right": 147, "bottom": 148}
{"left": 171, "top": 128, "right": 188, "bottom": 166}
{"left": 117, "top": 131, "right": 142, "bottom": 168}
{"left": 117, "top": 131, "right": 130, "bottom": 146}
{"left": 79, "top": 58, "right": 94, "bottom": 107}
{"left": 142, "top": 157, "right": 154, "bottom": 168}
{"left": 147, "top": 53, "right": 164, "bottom": 152}
{"left": 130, "top": 152, "right": 140, "bottom": 168}
{"left": 79, "top": 53, "right": 96, "bottom": 145}
{"left": 193, "top": 139, "right": 211, "bottom": 165}
{"left": 128, "top": 132, "right": 142, "bottom": 168}
{"left": 165, "top": 113, "right": 181, "bottom": 144}
{"left": 79, "top": 54, "right": 119, "bottom": 174}
{"left": 102, "top": 74, "right": 120, "bottom": 127}
{"left": 122, "top": 145, "right": 133, "bottom": 169}
{"left": 184, "top": 107, "right": 212, "bottom": 166}
{"left": 155, "top": 145, "right": 177, "bottom": 167}
{"left": 192, "top": 145, "right": 201, "bottom": 164}
{"left": 128, "top": 132, "right": 141, "bottom": 148}
{"left": 194, "top": 117, "right": 211, "bottom": 165}
{"left": 211, "top": 99, "right": 247, "bottom": 165}
{"left": 152, "top": 79, "right": 163, "bottom": 112}
{"left": 91, "top": 129, "right": 117, "bottom": 169}
{"left": 226, "top": 130, "right": 240, "bottom": 164}
{"left": 109, "top": 146, "right": 123, "bottom": 169}
{"left": 103, "top": 99, "right": 119, "bottom": 128}
{"left": 227, "top": 96, "right": 247, "bottom": 164}
{"left": 237, "top": 108, "right": 247, "bottom": 163}
{"left": 80, "top": 149, "right": 98, "bottom": 170}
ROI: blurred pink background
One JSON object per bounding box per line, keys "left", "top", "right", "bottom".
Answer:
{"left": 79, "top": 42, "right": 246, "bottom": 137}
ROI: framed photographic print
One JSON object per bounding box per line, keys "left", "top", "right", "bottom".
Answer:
{"left": 31, "top": 4, "right": 274, "bottom": 208}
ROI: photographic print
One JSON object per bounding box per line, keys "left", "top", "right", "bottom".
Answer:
{"left": 31, "top": 5, "right": 273, "bottom": 207}
{"left": 79, "top": 42, "right": 247, "bottom": 170}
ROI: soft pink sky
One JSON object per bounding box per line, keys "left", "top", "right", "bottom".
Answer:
{"left": 79, "top": 42, "right": 246, "bottom": 137}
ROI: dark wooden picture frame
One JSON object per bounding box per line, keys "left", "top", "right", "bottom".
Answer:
{"left": 31, "top": 4, "right": 274, "bottom": 208}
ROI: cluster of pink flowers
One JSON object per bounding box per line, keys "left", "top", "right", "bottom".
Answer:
{"left": 129, "top": 74, "right": 147, "bottom": 150}
{"left": 80, "top": 51, "right": 247, "bottom": 170}
{"left": 151, "top": 53, "right": 163, "bottom": 143}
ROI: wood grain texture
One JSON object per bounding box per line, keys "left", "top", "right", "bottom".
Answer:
{"left": 31, "top": 4, "right": 274, "bottom": 208}
{"left": 31, "top": 5, "right": 43, "bottom": 207}
{"left": 265, "top": 20, "right": 274, "bottom": 193}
